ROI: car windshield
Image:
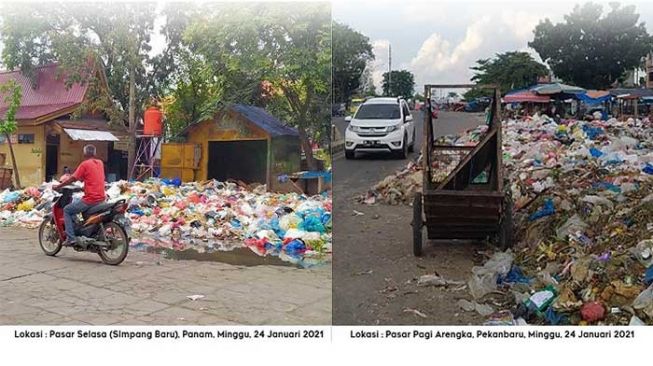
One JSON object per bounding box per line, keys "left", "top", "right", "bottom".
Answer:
{"left": 355, "top": 104, "right": 400, "bottom": 119}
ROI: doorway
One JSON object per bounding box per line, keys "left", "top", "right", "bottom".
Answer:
{"left": 207, "top": 140, "right": 267, "bottom": 184}
{"left": 45, "top": 134, "right": 60, "bottom": 182}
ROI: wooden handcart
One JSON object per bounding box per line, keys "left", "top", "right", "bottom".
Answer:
{"left": 412, "top": 84, "right": 513, "bottom": 256}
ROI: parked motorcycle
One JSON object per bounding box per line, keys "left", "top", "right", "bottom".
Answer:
{"left": 38, "top": 186, "right": 130, "bottom": 265}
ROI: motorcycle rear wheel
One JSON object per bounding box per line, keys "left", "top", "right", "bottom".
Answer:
{"left": 98, "top": 222, "right": 129, "bottom": 265}
{"left": 38, "top": 218, "right": 62, "bottom": 256}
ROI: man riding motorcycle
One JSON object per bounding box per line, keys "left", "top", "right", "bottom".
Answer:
{"left": 54, "top": 144, "right": 106, "bottom": 246}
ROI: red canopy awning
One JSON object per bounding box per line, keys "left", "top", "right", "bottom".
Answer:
{"left": 503, "top": 90, "right": 550, "bottom": 103}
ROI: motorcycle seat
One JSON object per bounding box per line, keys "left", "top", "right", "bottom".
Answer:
{"left": 84, "top": 202, "right": 115, "bottom": 215}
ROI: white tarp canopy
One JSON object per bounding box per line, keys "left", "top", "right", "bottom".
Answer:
{"left": 63, "top": 128, "right": 119, "bottom": 142}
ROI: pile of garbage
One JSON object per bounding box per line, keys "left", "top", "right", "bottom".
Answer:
{"left": 357, "top": 124, "right": 488, "bottom": 204}
{"left": 434, "top": 124, "right": 488, "bottom": 146}
{"left": 0, "top": 179, "right": 332, "bottom": 267}
{"left": 484, "top": 114, "right": 653, "bottom": 325}
{"left": 362, "top": 113, "right": 653, "bottom": 324}
{"left": 358, "top": 157, "right": 422, "bottom": 205}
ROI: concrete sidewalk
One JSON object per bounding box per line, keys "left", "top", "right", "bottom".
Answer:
{"left": 0, "top": 227, "right": 331, "bottom": 325}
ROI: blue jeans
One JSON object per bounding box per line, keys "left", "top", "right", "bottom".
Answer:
{"left": 63, "top": 198, "right": 93, "bottom": 241}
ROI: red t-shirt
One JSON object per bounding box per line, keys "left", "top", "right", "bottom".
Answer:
{"left": 73, "top": 158, "right": 106, "bottom": 204}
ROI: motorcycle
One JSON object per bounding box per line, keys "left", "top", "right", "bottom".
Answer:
{"left": 38, "top": 185, "right": 131, "bottom": 265}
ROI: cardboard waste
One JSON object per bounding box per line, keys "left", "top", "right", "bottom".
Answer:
{"left": 0, "top": 179, "right": 332, "bottom": 267}
{"left": 362, "top": 113, "right": 653, "bottom": 324}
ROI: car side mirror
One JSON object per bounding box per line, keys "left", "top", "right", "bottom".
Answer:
{"left": 405, "top": 115, "right": 413, "bottom": 123}
{"left": 345, "top": 116, "right": 352, "bottom": 122}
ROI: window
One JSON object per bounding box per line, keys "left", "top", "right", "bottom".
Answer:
{"left": 18, "top": 134, "right": 35, "bottom": 144}
{"left": 402, "top": 103, "right": 411, "bottom": 120}
{"left": 354, "top": 104, "right": 400, "bottom": 119}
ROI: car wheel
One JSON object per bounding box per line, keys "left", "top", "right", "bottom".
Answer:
{"left": 408, "top": 130, "right": 416, "bottom": 152}
{"left": 395, "top": 135, "right": 408, "bottom": 159}
{"left": 345, "top": 150, "right": 355, "bottom": 159}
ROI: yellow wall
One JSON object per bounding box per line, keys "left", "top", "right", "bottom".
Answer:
{"left": 160, "top": 143, "right": 198, "bottom": 182}
{"left": 0, "top": 124, "right": 110, "bottom": 187}
{"left": 57, "top": 133, "right": 109, "bottom": 176}
{"left": 0, "top": 125, "right": 46, "bottom": 187}
{"left": 184, "top": 112, "right": 269, "bottom": 182}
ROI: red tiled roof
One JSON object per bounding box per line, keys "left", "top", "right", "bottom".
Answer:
{"left": 0, "top": 64, "right": 88, "bottom": 121}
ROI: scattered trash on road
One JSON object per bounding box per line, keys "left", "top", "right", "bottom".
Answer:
{"left": 403, "top": 307, "right": 428, "bottom": 318}
{"left": 418, "top": 274, "right": 465, "bottom": 287}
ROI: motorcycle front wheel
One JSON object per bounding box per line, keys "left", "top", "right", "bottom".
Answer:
{"left": 98, "top": 222, "right": 129, "bottom": 265}
{"left": 38, "top": 218, "right": 62, "bottom": 256}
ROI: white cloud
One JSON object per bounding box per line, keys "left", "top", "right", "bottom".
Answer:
{"left": 499, "top": 10, "right": 543, "bottom": 42}
{"left": 403, "top": 10, "right": 554, "bottom": 90}
{"left": 370, "top": 39, "right": 390, "bottom": 94}
{"left": 408, "top": 15, "right": 491, "bottom": 87}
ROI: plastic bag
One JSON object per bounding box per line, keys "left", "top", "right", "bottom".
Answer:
{"left": 555, "top": 214, "right": 587, "bottom": 240}
{"left": 458, "top": 299, "right": 494, "bottom": 316}
{"left": 528, "top": 198, "right": 555, "bottom": 221}
{"left": 581, "top": 195, "right": 614, "bottom": 208}
{"left": 16, "top": 198, "right": 35, "bottom": 211}
{"left": 632, "top": 285, "right": 653, "bottom": 319}
{"left": 2, "top": 191, "right": 21, "bottom": 203}
{"left": 629, "top": 239, "right": 653, "bottom": 268}
{"left": 589, "top": 147, "right": 603, "bottom": 158}
{"left": 468, "top": 251, "right": 514, "bottom": 299}
{"left": 284, "top": 239, "right": 307, "bottom": 256}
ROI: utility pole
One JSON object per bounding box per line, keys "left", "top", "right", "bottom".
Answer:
{"left": 388, "top": 44, "right": 392, "bottom": 97}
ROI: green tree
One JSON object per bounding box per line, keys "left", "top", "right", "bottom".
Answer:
{"left": 529, "top": 2, "right": 652, "bottom": 89}
{"left": 463, "top": 88, "right": 491, "bottom": 101}
{"left": 0, "top": 2, "right": 179, "bottom": 178}
{"left": 182, "top": 3, "right": 331, "bottom": 169}
{"left": 159, "top": 52, "right": 223, "bottom": 140}
{"left": 466, "top": 51, "right": 548, "bottom": 98}
{"left": 332, "top": 22, "right": 374, "bottom": 106}
{"left": 0, "top": 80, "right": 23, "bottom": 188}
{"left": 382, "top": 70, "right": 414, "bottom": 98}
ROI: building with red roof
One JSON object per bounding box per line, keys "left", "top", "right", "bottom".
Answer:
{"left": 0, "top": 64, "right": 126, "bottom": 186}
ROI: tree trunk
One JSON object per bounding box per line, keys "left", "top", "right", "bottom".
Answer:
{"left": 298, "top": 126, "right": 317, "bottom": 171}
{"left": 5, "top": 133, "right": 20, "bottom": 188}
{"left": 127, "top": 66, "right": 137, "bottom": 180}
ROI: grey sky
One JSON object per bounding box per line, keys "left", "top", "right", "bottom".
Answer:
{"left": 333, "top": 0, "right": 653, "bottom": 94}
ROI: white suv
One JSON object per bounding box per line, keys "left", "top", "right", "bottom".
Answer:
{"left": 344, "top": 97, "right": 415, "bottom": 159}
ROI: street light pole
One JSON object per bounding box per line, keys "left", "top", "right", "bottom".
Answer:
{"left": 388, "top": 44, "right": 392, "bottom": 97}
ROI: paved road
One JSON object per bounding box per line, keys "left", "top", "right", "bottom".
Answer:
{"left": 333, "top": 110, "right": 485, "bottom": 211}
{"left": 332, "top": 110, "right": 424, "bottom": 200}
{"left": 0, "top": 227, "right": 331, "bottom": 325}
{"left": 333, "top": 111, "right": 488, "bottom": 325}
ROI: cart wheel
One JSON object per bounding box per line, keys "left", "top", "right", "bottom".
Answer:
{"left": 412, "top": 192, "right": 424, "bottom": 256}
{"left": 498, "top": 196, "right": 513, "bottom": 250}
